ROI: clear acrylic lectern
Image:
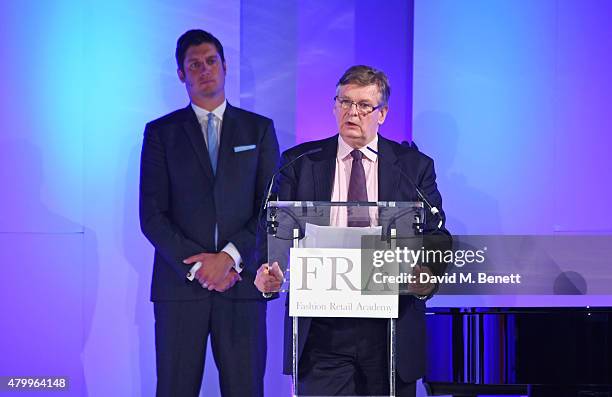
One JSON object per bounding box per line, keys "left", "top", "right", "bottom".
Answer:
{"left": 267, "top": 201, "right": 425, "bottom": 397}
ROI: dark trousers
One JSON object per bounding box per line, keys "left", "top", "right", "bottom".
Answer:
{"left": 297, "top": 318, "right": 416, "bottom": 397}
{"left": 154, "top": 295, "right": 267, "bottom": 397}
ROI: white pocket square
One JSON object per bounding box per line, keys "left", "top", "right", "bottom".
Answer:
{"left": 233, "top": 144, "right": 256, "bottom": 153}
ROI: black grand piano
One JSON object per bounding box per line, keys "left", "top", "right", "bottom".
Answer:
{"left": 424, "top": 307, "right": 612, "bottom": 397}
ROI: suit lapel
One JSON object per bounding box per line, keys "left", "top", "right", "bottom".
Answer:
{"left": 312, "top": 136, "right": 337, "bottom": 201}
{"left": 182, "top": 105, "right": 215, "bottom": 182}
{"left": 377, "top": 135, "right": 400, "bottom": 202}
{"left": 216, "top": 102, "right": 237, "bottom": 181}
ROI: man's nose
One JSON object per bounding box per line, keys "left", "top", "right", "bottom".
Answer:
{"left": 347, "top": 102, "right": 359, "bottom": 116}
{"left": 199, "top": 64, "right": 211, "bottom": 74}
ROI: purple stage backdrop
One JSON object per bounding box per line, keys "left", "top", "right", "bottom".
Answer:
{"left": 1, "top": 0, "right": 611, "bottom": 396}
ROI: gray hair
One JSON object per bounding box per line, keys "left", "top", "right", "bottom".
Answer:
{"left": 336, "top": 65, "right": 391, "bottom": 106}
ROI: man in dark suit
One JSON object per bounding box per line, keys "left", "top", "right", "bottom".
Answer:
{"left": 140, "top": 29, "right": 279, "bottom": 397}
{"left": 255, "top": 65, "right": 449, "bottom": 396}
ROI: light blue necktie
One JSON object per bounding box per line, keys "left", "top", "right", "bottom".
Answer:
{"left": 206, "top": 113, "right": 220, "bottom": 249}
{"left": 207, "top": 112, "right": 218, "bottom": 174}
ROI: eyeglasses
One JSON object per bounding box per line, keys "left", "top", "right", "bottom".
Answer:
{"left": 334, "top": 96, "right": 383, "bottom": 116}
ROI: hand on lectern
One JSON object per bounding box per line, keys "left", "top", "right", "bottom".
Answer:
{"left": 254, "top": 262, "right": 283, "bottom": 294}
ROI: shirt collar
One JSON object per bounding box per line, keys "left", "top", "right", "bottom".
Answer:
{"left": 191, "top": 100, "right": 227, "bottom": 123}
{"left": 337, "top": 134, "right": 379, "bottom": 162}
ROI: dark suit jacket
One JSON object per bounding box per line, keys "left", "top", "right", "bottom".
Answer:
{"left": 140, "top": 103, "right": 279, "bottom": 301}
{"left": 277, "top": 134, "right": 450, "bottom": 383}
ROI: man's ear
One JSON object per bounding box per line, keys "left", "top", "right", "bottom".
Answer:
{"left": 378, "top": 106, "right": 389, "bottom": 125}
{"left": 177, "top": 68, "right": 185, "bottom": 83}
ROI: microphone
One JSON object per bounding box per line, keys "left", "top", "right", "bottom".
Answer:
{"left": 262, "top": 147, "right": 323, "bottom": 212}
{"left": 257, "top": 148, "right": 323, "bottom": 235}
{"left": 366, "top": 146, "right": 444, "bottom": 230}
{"left": 258, "top": 147, "right": 322, "bottom": 298}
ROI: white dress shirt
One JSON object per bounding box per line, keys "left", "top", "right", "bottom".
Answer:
{"left": 187, "top": 100, "right": 243, "bottom": 278}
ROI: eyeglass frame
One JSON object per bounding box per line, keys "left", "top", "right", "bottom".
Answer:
{"left": 333, "top": 95, "right": 384, "bottom": 116}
